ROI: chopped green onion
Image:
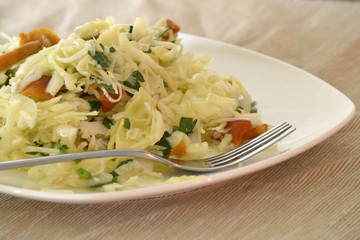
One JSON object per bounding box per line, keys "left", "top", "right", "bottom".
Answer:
{"left": 109, "top": 47, "right": 116, "bottom": 53}
{"left": 76, "top": 168, "right": 92, "bottom": 180}
{"left": 123, "top": 118, "right": 131, "bottom": 129}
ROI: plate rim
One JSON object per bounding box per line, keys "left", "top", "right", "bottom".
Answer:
{"left": 0, "top": 33, "right": 355, "bottom": 203}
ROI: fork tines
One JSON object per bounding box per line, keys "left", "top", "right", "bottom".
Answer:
{"left": 206, "top": 122, "right": 295, "bottom": 168}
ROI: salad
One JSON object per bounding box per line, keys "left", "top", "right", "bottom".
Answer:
{"left": 0, "top": 17, "right": 268, "bottom": 191}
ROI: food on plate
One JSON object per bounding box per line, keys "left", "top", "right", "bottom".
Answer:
{"left": 0, "top": 17, "right": 268, "bottom": 191}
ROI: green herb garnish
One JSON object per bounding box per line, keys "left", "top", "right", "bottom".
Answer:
{"left": 123, "top": 118, "right": 131, "bottom": 129}
{"left": 53, "top": 139, "right": 69, "bottom": 153}
{"left": 159, "top": 27, "right": 175, "bottom": 39}
{"left": 235, "top": 105, "right": 243, "bottom": 113}
{"left": 76, "top": 168, "right": 92, "bottom": 180}
{"left": 163, "top": 80, "right": 169, "bottom": 88}
{"left": 131, "top": 70, "right": 144, "bottom": 82}
{"left": 155, "top": 131, "right": 172, "bottom": 157}
{"left": 99, "top": 43, "right": 105, "bottom": 50}
{"left": 59, "top": 89, "right": 69, "bottom": 93}
{"left": 110, "top": 159, "right": 133, "bottom": 177}
{"left": 129, "top": 25, "right": 133, "bottom": 33}
{"left": 250, "top": 101, "right": 258, "bottom": 113}
{"left": 4, "top": 68, "right": 17, "bottom": 86}
{"left": 90, "top": 177, "right": 118, "bottom": 188}
{"left": 26, "top": 152, "right": 49, "bottom": 156}
{"left": 88, "top": 50, "right": 109, "bottom": 68}
{"left": 101, "top": 83, "right": 116, "bottom": 94}
{"left": 109, "top": 47, "right": 116, "bottom": 53}
{"left": 102, "top": 117, "right": 113, "bottom": 129}
{"left": 172, "top": 117, "right": 197, "bottom": 135}
{"left": 88, "top": 100, "right": 102, "bottom": 111}
{"left": 123, "top": 70, "right": 145, "bottom": 96}
{"left": 34, "top": 140, "right": 44, "bottom": 147}
{"left": 90, "top": 75, "right": 102, "bottom": 82}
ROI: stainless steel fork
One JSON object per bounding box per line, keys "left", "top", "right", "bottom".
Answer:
{"left": 0, "top": 122, "right": 295, "bottom": 172}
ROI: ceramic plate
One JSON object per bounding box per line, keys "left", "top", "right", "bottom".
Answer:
{"left": 0, "top": 34, "right": 355, "bottom": 203}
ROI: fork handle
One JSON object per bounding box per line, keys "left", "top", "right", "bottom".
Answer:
{"left": 0, "top": 149, "right": 170, "bottom": 171}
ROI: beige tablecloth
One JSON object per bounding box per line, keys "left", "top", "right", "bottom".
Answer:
{"left": 0, "top": 0, "right": 359, "bottom": 239}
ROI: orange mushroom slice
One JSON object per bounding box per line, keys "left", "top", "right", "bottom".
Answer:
{"left": 0, "top": 40, "right": 43, "bottom": 72}
{"left": 21, "top": 75, "right": 53, "bottom": 100}
{"left": 19, "top": 27, "right": 60, "bottom": 47}
{"left": 0, "top": 28, "right": 60, "bottom": 72}
{"left": 170, "top": 141, "right": 187, "bottom": 158}
{"left": 225, "top": 119, "right": 269, "bottom": 146}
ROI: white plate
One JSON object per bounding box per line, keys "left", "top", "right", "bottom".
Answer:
{"left": 0, "top": 34, "right": 355, "bottom": 203}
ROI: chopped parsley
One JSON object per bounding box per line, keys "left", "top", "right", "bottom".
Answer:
{"left": 109, "top": 47, "right": 116, "bottom": 53}
{"left": 88, "top": 100, "right": 102, "bottom": 111}
{"left": 123, "top": 118, "right": 131, "bottom": 129}
{"left": 250, "top": 101, "right": 258, "bottom": 113}
{"left": 102, "top": 117, "right": 113, "bottom": 129}
{"left": 89, "top": 177, "right": 118, "bottom": 188}
{"left": 159, "top": 27, "right": 175, "bottom": 39}
{"left": 155, "top": 131, "right": 172, "bottom": 157}
{"left": 101, "top": 83, "right": 116, "bottom": 94}
{"left": 235, "top": 105, "right": 243, "bottom": 113}
{"left": 163, "top": 80, "right": 169, "bottom": 88}
{"left": 99, "top": 43, "right": 105, "bottom": 50}
{"left": 52, "top": 139, "right": 69, "bottom": 153}
{"left": 59, "top": 88, "right": 69, "bottom": 93}
{"left": 89, "top": 75, "right": 102, "bottom": 82}
{"left": 4, "top": 68, "right": 17, "bottom": 86}
{"left": 172, "top": 117, "right": 197, "bottom": 135}
{"left": 34, "top": 140, "right": 44, "bottom": 147}
{"left": 88, "top": 50, "right": 109, "bottom": 68}
{"left": 110, "top": 159, "right": 133, "bottom": 177}
{"left": 123, "top": 70, "right": 145, "bottom": 96}
{"left": 26, "top": 151, "right": 49, "bottom": 156}
{"left": 76, "top": 168, "right": 92, "bottom": 180}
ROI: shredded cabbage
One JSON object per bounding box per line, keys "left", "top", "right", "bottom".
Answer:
{"left": 0, "top": 17, "right": 261, "bottom": 192}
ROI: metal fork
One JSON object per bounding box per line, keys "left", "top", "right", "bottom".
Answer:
{"left": 0, "top": 122, "right": 295, "bottom": 172}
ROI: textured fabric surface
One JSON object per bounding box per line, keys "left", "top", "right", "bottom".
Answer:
{"left": 0, "top": 0, "right": 359, "bottom": 239}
